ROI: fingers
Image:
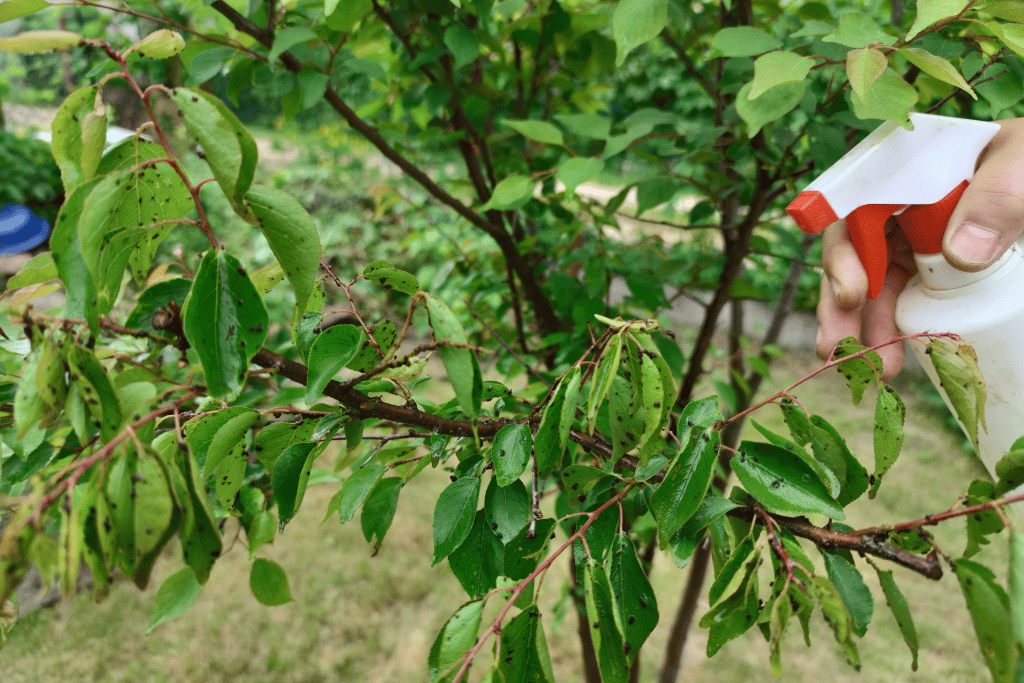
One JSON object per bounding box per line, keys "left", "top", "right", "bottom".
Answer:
{"left": 944, "top": 118, "right": 1024, "bottom": 271}
{"left": 821, "top": 219, "right": 868, "bottom": 309}
{"left": 815, "top": 275, "right": 862, "bottom": 361}
{"left": 860, "top": 265, "right": 913, "bottom": 381}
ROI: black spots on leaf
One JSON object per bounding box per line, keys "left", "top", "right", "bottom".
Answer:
{"left": 627, "top": 615, "right": 635, "bottom": 625}
{"left": 227, "top": 325, "right": 235, "bottom": 335}
{"left": 237, "top": 299, "right": 244, "bottom": 306}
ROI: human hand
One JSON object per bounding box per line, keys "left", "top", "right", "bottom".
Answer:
{"left": 815, "top": 118, "right": 1024, "bottom": 380}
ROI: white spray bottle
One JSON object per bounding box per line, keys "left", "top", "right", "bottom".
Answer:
{"left": 786, "top": 112, "right": 1024, "bottom": 486}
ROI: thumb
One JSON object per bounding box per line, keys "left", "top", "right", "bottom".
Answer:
{"left": 943, "top": 118, "right": 1024, "bottom": 272}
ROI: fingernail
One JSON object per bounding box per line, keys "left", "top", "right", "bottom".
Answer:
{"left": 948, "top": 222, "right": 1001, "bottom": 265}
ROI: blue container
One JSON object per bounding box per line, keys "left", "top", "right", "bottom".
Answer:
{"left": 0, "top": 204, "right": 51, "bottom": 254}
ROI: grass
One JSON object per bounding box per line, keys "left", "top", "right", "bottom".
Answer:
{"left": 0, "top": 348, "right": 1006, "bottom": 682}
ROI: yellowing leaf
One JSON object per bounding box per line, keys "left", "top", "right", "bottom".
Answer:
{"left": 0, "top": 30, "right": 81, "bottom": 53}
{"left": 908, "top": 0, "right": 969, "bottom": 39}
{"left": 750, "top": 51, "right": 815, "bottom": 99}
{"left": 899, "top": 47, "right": 975, "bottom": 98}
{"left": 846, "top": 47, "right": 888, "bottom": 100}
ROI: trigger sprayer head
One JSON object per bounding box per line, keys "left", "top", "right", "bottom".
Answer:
{"left": 785, "top": 113, "right": 1000, "bottom": 299}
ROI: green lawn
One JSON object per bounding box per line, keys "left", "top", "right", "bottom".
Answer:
{"left": 1, "top": 350, "right": 1002, "bottom": 682}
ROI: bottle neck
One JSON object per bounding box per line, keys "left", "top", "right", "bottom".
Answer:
{"left": 914, "top": 244, "right": 1023, "bottom": 293}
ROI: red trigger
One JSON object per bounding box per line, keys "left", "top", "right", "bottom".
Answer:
{"left": 845, "top": 204, "right": 902, "bottom": 300}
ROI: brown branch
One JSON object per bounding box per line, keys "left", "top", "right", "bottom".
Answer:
{"left": 732, "top": 509, "right": 943, "bottom": 580}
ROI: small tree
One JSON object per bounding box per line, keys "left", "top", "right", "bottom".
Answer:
{"left": 2, "top": 1, "right": 1024, "bottom": 680}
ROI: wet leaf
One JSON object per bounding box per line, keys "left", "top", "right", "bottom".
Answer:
{"left": 732, "top": 441, "right": 845, "bottom": 519}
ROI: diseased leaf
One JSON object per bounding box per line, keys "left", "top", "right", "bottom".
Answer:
{"left": 731, "top": 441, "right": 845, "bottom": 519}
{"left": 583, "top": 561, "right": 629, "bottom": 683}
{"left": 534, "top": 378, "right": 567, "bottom": 478}
{"left": 587, "top": 334, "right": 622, "bottom": 430}
{"left": 337, "top": 458, "right": 386, "bottom": 523}
{"left": 363, "top": 267, "right": 419, "bottom": 295}
{"left": 872, "top": 384, "right": 905, "bottom": 497}
{"left": 955, "top": 559, "right": 1015, "bottom": 682}
{"left": 181, "top": 250, "right": 268, "bottom": 399}
{"left": 929, "top": 339, "right": 986, "bottom": 452}
{"left": 809, "top": 416, "right": 869, "bottom": 506}
{"left": 499, "top": 606, "right": 553, "bottom": 683}
{"left": 485, "top": 477, "right": 530, "bottom": 545}
{"left": 812, "top": 576, "right": 860, "bottom": 669}
{"left": 831, "top": 337, "right": 883, "bottom": 405}
{"left": 492, "top": 424, "right": 532, "bottom": 487}
{"left": 429, "top": 600, "right": 484, "bottom": 682}
{"left": 245, "top": 185, "right": 323, "bottom": 316}
{"left": 504, "top": 519, "right": 556, "bottom": 581}
{"left": 650, "top": 428, "right": 719, "bottom": 546}
{"left": 449, "top": 510, "right": 504, "bottom": 598}
{"left": 168, "top": 88, "right": 258, "bottom": 213}
{"left": 875, "top": 566, "right": 919, "bottom": 671}
{"left": 305, "top": 324, "right": 361, "bottom": 403}
{"left": 608, "top": 534, "right": 658, "bottom": 660}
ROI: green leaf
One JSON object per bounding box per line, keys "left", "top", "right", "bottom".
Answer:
{"left": 822, "top": 553, "right": 872, "bottom": 637}
{"left": 245, "top": 185, "right": 323, "bottom": 316}
{"left": 875, "top": 567, "right": 918, "bottom": 671}
{"left": 250, "top": 558, "right": 293, "bottom": 606}
{"left": 707, "top": 536, "right": 760, "bottom": 608}
{"left": 976, "top": 70, "right": 1024, "bottom": 114}
{"left": 213, "top": 441, "right": 246, "bottom": 511}
{"left": 1011, "top": 532, "right": 1024, "bottom": 655}
{"left": 50, "top": 86, "right": 98, "bottom": 192}
{"left": 181, "top": 250, "right": 268, "bottom": 399}
{"left": 871, "top": 384, "right": 905, "bottom": 496}
{"left": 50, "top": 181, "right": 99, "bottom": 335}
{"left": 426, "top": 296, "right": 482, "bottom": 419}
{"left": 750, "top": 51, "right": 815, "bottom": 99}
{"left": 7, "top": 252, "right": 57, "bottom": 289}
{"left": 130, "top": 29, "right": 185, "bottom": 59}
{"left": 822, "top": 12, "right": 896, "bottom": 47}
{"left": 811, "top": 576, "right": 861, "bottom": 669}
{"left": 735, "top": 81, "right": 804, "bottom": 136}
{"left": 899, "top": 47, "right": 975, "bottom": 98}
{"left": 360, "top": 477, "right": 402, "bottom": 548}
{"left": 305, "top": 324, "right": 362, "bottom": 404}
{"left": 499, "top": 607, "right": 554, "bottom": 683}
{"left": 504, "top": 519, "right": 555, "bottom": 581}
{"left": 995, "top": 449, "right": 1024, "bottom": 495}
{"left": 846, "top": 47, "right": 888, "bottom": 101}
{"left": 732, "top": 441, "right": 845, "bottom": 519}
{"left": 609, "top": 375, "right": 644, "bottom": 462}
{"left": 337, "top": 458, "right": 387, "bottom": 523}
{"left": 612, "top": 0, "right": 668, "bottom": 66}
{"left": 147, "top": 567, "right": 201, "bottom": 634}
{"left": 449, "top": 510, "right": 504, "bottom": 597}
{"left": 485, "top": 477, "right": 529, "bottom": 545}
{"left": 272, "top": 443, "right": 317, "bottom": 529}
{"left": 928, "top": 339, "right": 986, "bottom": 451}
{"left": 203, "top": 410, "right": 260, "bottom": 479}
{"left": 66, "top": 344, "right": 122, "bottom": 441}
{"left": 247, "top": 511, "right": 276, "bottom": 558}
{"left": 851, "top": 74, "right": 918, "bottom": 125}
{"left": 481, "top": 175, "right": 536, "bottom": 211}
{"left": 501, "top": 118, "right": 565, "bottom": 147}
{"left": 709, "top": 26, "right": 781, "bottom": 57}
{"left": 167, "top": 88, "right": 258, "bottom": 213}
{"left": 808, "top": 416, "right": 868, "bottom": 506}
{"left": 584, "top": 561, "right": 629, "bottom": 683}
{"left": 296, "top": 69, "right": 329, "bottom": 110}
{"left": 754, "top": 420, "right": 840, "bottom": 499}
{"left": 534, "top": 379, "right": 567, "bottom": 478}
{"left": 704, "top": 579, "right": 761, "bottom": 657}
{"left": 0, "top": 0, "right": 49, "bottom": 23}
{"left": 345, "top": 320, "right": 397, "bottom": 373}
{"left": 831, "top": 337, "right": 883, "bottom": 405}
{"left": 170, "top": 441, "right": 223, "bottom": 584}
{"left": 587, "top": 334, "right": 622, "bottom": 430}
{"left": 492, "top": 424, "right": 532, "bottom": 487}
{"left": 955, "top": 559, "right": 1016, "bottom": 682}
{"left": 557, "top": 157, "right": 603, "bottom": 194}
{"left": 650, "top": 428, "right": 719, "bottom": 546}
{"left": 268, "top": 26, "right": 317, "bottom": 66}
{"left": 908, "top": 0, "right": 969, "bottom": 38}
{"left": 779, "top": 398, "right": 811, "bottom": 445}
{"left": 965, "top": 480, "right": 1004, "bottom": 557}
{"left": 608, "top": 534, "right": 658, "bottom": 659}
{"left": 326, "top": 0, "right": 371, "bottom": 30}
{"left": 433, "top": 477, "right": 481, "bottom": 565}
{"left": 504, "top": 120, "right": 563, "bottom": 146}
{"left": 443, "top": 23, "right": 478, "bottom": 70}
{"left": 429, "top": 600, "right": 484, "bottom": 682}
{"left": 0, "top": 29, "right": 81, "bottom": 53}
{"left": 362, "top": 267, "right": 419, "bottom": 295}
{"left": 132, "top": 449, "right": 183, "bottom": 589}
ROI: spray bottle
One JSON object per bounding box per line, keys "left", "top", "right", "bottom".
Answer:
{"left": 786, "top": 112, "right": 1024, "bottom": 484}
